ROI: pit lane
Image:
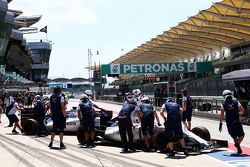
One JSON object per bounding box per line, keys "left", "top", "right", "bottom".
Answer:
{"left": 0, "top": 100, "right": 249, "bottom": 167}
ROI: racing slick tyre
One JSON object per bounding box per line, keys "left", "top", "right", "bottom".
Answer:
{"left": 76, "top": 126, "right": 85, "bottom": 145}
{"left": 22, "top": 119, "right": 39, "bottom": 135}
{"left": 191, "top": 126, "right": 211, "bottom": 141}
{"left": 155, "top": 131, "right": 167, "bottom": 152}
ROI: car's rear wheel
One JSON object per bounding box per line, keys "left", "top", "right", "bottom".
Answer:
{"left": 191, "top": 126, "right": 211, "bottom": 141}
{"left": 76, "top": 126, "right": 85, "bottom": 144}
{"left": 22, "top": 119, "right": 39, "bottom": 135}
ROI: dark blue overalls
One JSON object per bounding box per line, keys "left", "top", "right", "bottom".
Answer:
{"left": 139, "top": 103, "right": 155, "bottom": 135}
{"left": 118, "top": 100, "right": 137, "bottom": 151}
{"left": 223, "top": 99, "right": 245, "bottom": 138}
{"left": 50, "top": 93, "right": 66, "bottom": 132}
{"left": 164, "top": 102, "right": 183, "bottom": 142}
{"left": 79, "top": 100, "right": 95, "bottom": 132}
{"left": 182, "top": 96, "right": 192, "bottom": 122}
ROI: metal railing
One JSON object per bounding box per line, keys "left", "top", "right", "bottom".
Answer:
{"left": 97, "top": 95, "right": 250, "bottom": 125}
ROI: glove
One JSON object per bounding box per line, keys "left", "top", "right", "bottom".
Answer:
{"left": 158, "top": 122, "right": 162, "bottom": 126}
{"left": 219, "top": 122, "right": 223, "bottom": 132}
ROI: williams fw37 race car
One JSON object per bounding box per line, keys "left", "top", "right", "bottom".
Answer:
{"left": 21, "top": 105, "right": 228, "bottom": 153}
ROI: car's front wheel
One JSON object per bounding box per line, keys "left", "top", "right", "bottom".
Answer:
{"left": 191, "top": 126, "right": 211, "bottom": 141}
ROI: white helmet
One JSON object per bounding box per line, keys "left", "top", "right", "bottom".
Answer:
{"left": 222, "top": 90, "right": 233, "bottom": 99}
{"left": 84, "top": 90, "right": 93, "bottom": 96}
{"left": 126, "top": 93, "right": 134, "bottom": 102}
{"left": 35, "top": 95, "right": 41, "bottom": 101}
{"left": 141, "top": 96, "right": 149, "bottom": 101}
{"left": 166, "top": 97, "right": 174, "bottom": 102}
{"left": 80, "top": 94, "right": 89, "bottom": 99}
{"left": 132, "top": 89, "right": 141, "bottom": 96}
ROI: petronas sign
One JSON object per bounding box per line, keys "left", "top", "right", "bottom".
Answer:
{"left": 101, "top": 62, "right": 213, "bottom": 75}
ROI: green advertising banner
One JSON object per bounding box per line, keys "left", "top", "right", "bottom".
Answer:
{"left": 101, "top": 62, "right": 213, "bottom": 75}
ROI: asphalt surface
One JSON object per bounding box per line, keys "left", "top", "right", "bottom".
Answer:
{"left": 0, "top": 100, "right": 249, "bottom": 167}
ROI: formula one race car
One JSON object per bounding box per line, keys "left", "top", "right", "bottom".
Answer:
{"left": 74, "top": 108, "right": 228, "bottom": 153}
{"left": 21, "top": 106, "right": 113, "bottom": 134}
{"left": 102, "top": 121, "right": 228, "bottom": 153}
{"left": 22, "top": 104, "right": 228, "bottom": 153}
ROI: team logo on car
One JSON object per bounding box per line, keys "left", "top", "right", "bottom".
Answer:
{"left": 111, "top": 64, "right": 120, "bottom": 74}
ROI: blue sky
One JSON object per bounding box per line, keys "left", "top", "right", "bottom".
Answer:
{"left": 9, "top": 0, "right": 221, "bottom": 79}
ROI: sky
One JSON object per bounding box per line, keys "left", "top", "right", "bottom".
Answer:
{"left": 9, "top": 0, "right": 222, "bottom": 79}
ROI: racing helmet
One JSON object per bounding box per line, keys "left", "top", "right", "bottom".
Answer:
{"left": 84, "top": 90, "right": 93, "bottom": 96}
{"left": 80, "top": 94, "right": 89, "bottom": 103}
{"left": 141, "top": 96, "right": 149, "bottom": 101}
{"left": 34, "top": 95, "right": 41, "bottom": 101}
{"left": 80, "top": 94, "right": 89, "bottom": 99}
{"left": 166, "top": 97, "right": 174, "bottom": 102}
{"left": 132, "top": 89, "right": 141, "bottom": 97}
{"left": 126, "top": 93, "right": 134, "bottom": 102}
{"left": 222, "top": 90, "right": 233, "bottom": 99}
{"left": 141, "top": 96, "right": 150, "bottom": 103}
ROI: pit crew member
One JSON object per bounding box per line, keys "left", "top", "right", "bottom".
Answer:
{"left": 219, "top": 90, "right": 245, "bottom": 154}
{"left": 160, "top": 97, "right": 188, "bottom": 157}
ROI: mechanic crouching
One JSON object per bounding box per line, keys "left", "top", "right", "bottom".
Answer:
{"left": 138, "top": 96, "right": 161, "bottom": 152}
{"left": 78, "top": 94, "right": 96, "bottom": 148}
{"left": 118, "top": 93, "right": 137, "bottom": 153}
{"left": 160, "top": 97, "right": 189, "bottom": 157}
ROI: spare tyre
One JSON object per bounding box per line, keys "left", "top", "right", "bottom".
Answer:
{"left": 22, "top": 119, "right": 39, "bottom": 135}
{"left": 191, "top": 126, "right": 211, "bottom": 141}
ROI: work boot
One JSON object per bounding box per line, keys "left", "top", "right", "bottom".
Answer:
{"left": 129, "top": 148, "right": 136, "bottom": 152}
{"left": 12, "top": 129, "right": 19, "bottom": 134}
{"left": 48, "top": 142, "right": 53, "bottom": 148}
{"left": 144, "top": 147, "right": 151, "bottom": 152}
{"left": 234, "top": 143, "right": 242, "bottom": 154}
{"left": 183, "top": 149, "right": 189, "bottom": 156}
{"left": 60, "top": 143, "right": 66, "bottom": 149}
{"left": 167, "top": 150, "right": 175, "bottom": 157}
{"left": 89, "top": 141, "right": 96, "bottom": 148}
{"left": 85, "top": 141, "right": 90, "bottom": 148}
{"left": 120, "top": 148, "right": 128, "bottom": 153}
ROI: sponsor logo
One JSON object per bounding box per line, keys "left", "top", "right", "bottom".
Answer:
{"left": 111, "top": 64, "right": 120, "bottom": 74}
{"left": 123, "top": 63, "right": 185, "bottom": 73}
{"left": 188, "top": 62, "right": 197, "bottom": 72}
